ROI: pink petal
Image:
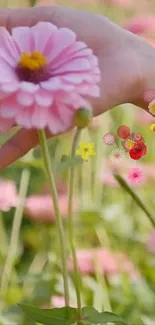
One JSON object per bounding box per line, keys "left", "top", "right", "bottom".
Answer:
{"left": 56, "top": 102, "right": 73, "bottom": 125}
{"left": 20, "top": 82, "right": 39, "bottom": 93}
{"left": 16, "top": 107, "right": 33, "bottom": 128}
{"left": 61, "top": 74, "right": 93, "bottom": 84}
{"left": 16, "top": 91, "right": 34, "bottom": 106}
{"left": 0, "top": 27, "right": 20, "bottom": 67}
{"left": 12, "top": 26, "right": 33, "bottom": 53}
{"left": 35, "top": 90, "right": 53, "bottom": 107}
{"left": 89, "top": 55, "right": 98, "bottom": 67}
{"left": 31, "top": 105, "right": 49, "bottom": 129}
{"left": 52, "top": 58, "right": 91, "bottom": 75}
{"left": 1, "top": 82, "right": 19, "bottom": 93}
{"left": 50, "top": 42, "right": 92, "bottom": 70}
{"left": 0, "top": 116, "right": 14, "bottom": 133}
{"left": 48, "top": 104, "right": 65, "bottom": 134}
{"left": 32, "top": 22, "right": 57, "bottom": 53}
{"left": 78, "top": 83, "right": 100, "bottom": 97}
{"left": 46, "top": 28, "right": 76, "bottom": 64}
{"left": 40, "top": 77, "right": 63, "bottom": 91}
{"left": 0, "top": 99, "right": 20, "bottom": 118}
{"left": 0, "top": 60, "right": 18, "bottom": 83}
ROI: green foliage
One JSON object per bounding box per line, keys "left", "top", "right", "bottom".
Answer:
{"left": 82, "top": 307, "right": 127, "bottom": 324}
{"left": 18, "top": 304, "right": 77, "bottom": 325}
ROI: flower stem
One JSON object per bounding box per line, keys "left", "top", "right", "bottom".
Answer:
{"left": 68, "top": 128, "right": 83, "bottom": 325}
{"left": 0, "top": 212, "right": 8, "bottom": 258}
{"left": 0, "top": 168, "right": 30, "bottom": 300}
{"left": 114, "top": 174, "right": 155, "bottom": 227}
{"left": 38, "top": 129, "right": 70, "bottom": 306}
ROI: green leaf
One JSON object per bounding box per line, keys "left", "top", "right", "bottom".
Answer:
{"left": 18, "top": 304, "right": 77, "bottom": 325}
{"left": 114, "top": 174, "right": 155, "bottom": 227}
{"left": 82, "top": 307, "right": 127, "bottom": 324}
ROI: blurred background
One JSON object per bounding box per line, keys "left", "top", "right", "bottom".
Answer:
{"left": 0, "top": 0, "right": 155, "bottom": 324}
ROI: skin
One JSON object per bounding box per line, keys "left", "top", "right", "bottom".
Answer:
{"left": 0, "top": 5, "right": 155, "bottom": 168}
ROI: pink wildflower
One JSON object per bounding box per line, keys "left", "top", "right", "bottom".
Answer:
{"left": 0, "top": 179, "right": 18, "bottom": 211}
{"left": 24, "top": 194, "right": 77, "bottom": 223}
{"left": 124, "top": 16, "right": 155, "bottom": 35}
{"left": 68, "top": 248, "right": 138, "bottom": 279}
{"left": 0, "top": 22, "right": 100, "bottom": 134}
{"left": 103, "top": 133, "right": 116, "bottom": 145}
{"left": 128, "top": 167, "right": 143, "bottom": 184}
{"left": 51, "top": 296, "right": 76, "bottom": 308}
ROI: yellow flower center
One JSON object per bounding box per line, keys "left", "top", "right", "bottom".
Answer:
{"left": 125, "top": 139, "right": 134, "bottom": 149}
{"left": 150, "top": 124, "right": 155, "bottom": 131}
{"left": 149, "top": 103, "right": 155, "bottom": 113}
{"left": 19, "top": 51, "right": 47, "bottom": 71}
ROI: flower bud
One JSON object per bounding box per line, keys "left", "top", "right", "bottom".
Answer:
{"left": 74, "top": 108, "right": 92, "bottom": 129}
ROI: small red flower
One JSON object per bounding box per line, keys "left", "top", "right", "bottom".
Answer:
{"left": 117, "top": 125, "right": 130, "bottom": 139}
{"left": 134, "top": 133, "right": 143, "bottom": 141}
{"left": 135, "top": 141, "right": 147, "bottom": 156}
{"left": 129, "top": 141, "right": 147, "bottom": 160}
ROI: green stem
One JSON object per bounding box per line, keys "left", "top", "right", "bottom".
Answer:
{"left": 94, "top": 258, "right": 112, "bottom": 312}
{"left": 114, "top": 174, "right": 155, "bottom": 227}
{"left": 0, "top": 168, "right": 30, "bottom": 300}
{"left": 78, "top": 164, "right": 83, "bottom": 209}
{"left": 0, "top": 212, "right": 8, "bottom": 258}
{"left": 68, "top": 129, "right": 83, "bottom": 325}
{"left": 38, "top": 129, "right": 70, "bottom": 306}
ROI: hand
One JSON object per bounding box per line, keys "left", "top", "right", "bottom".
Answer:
{"left": 0, "top": 5, "right": 154, "bottom": 168}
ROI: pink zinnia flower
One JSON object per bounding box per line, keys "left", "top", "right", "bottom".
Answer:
{"left": 0, "top": 22, "right": 100, "bottom": 134}
{"left": 24, "top": 194, "right": 77, "bottom": 223}
{"left": 0, "top": 179, "right": 18, "bottom": 211}
{"left": 68, "top": 248, "right": 138, "bottom": 279}
{"left": 103, "top": 133, "right": 116, "bottom": 145}
{"left": 128, "top": 167, "right": 143, "bottom": 184}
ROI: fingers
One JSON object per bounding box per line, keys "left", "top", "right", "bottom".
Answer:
{"left": 0, "top": 129, "right": 38, "bottom": 169}
{"left": 0, "top": 6, "right": 113, "bottom": 51}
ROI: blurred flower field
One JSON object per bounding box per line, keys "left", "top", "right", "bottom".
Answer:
{"left": 0, "top": 0, "right": 155, "bottom": 325}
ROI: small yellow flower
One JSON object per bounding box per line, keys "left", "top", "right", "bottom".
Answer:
{"left": 150, "top": 123, "right": 155, "bottom": 131}
{"left": 76, "top": 141, "right": 96, "bottom": 161}
{"left": 148, "top": 100, "right": 155, "bottom": 115}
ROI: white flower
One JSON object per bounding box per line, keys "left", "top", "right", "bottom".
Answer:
{"left": 109, "top": 148, "right": 125, "bottom": 164}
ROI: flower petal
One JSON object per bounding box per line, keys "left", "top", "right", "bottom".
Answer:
{"left": 32, "top": 22, "right": 57, "bottom": 53}
{"left": 1, "top": 82, "right": 19, "bottom": 93}
{"left": 31, "top": 105, "right": 49, "bottom": 129}
{"left": 40, "top": 77, "right": 63, "bottom": 91}
{"left": 0, "top": 60, "right": 18, "bottom": 83}
{"left": 0, "top": 27, "right": 20, "bottom": 67}
{"left": 0, "top": 116, "right": 14, "bottom": 133}
{"left": 12, "top": 26, "right": 33, "bottom": 53}
{"left": 46, "top": 28, "right": 76, "bottom": 63}
{"left": 0, "top": 99, "right": 20, "bottom": 118}
{"left": 20, "top": 82, "right": 39, "bottom": 93}
{"left": 16, "top": 91, "right": 34, "bottom": 107}
{"left": 35, "top": 90, "right": 53, "bottom": 107}
{"left": 52, "top": 58, "right": 91, "bottom": 75}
